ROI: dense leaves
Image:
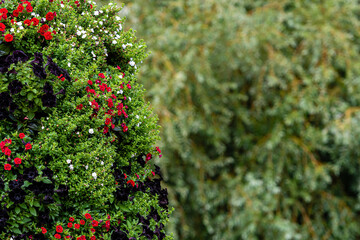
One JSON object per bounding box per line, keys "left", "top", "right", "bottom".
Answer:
{"left": 116, "top": 0, "right": 360, "bottom": 239}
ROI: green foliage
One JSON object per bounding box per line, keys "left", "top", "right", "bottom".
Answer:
{"left": 0, "top": 0, "right": 172, "bottom": 239}
{"left": 116, "top": 0, "right": 360, "bottom": 239}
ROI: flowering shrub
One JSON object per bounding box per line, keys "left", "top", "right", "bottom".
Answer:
{"left": 0, "top": 0, "right": 172, "bottom": 239}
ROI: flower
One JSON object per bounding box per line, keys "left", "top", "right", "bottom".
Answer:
{"left": 92, "top": 172, "right": 97, "bottom": 180}
{"left": 80, "top": 219, "right": 85, "bottom": 225}
{"left": 4, "top": 34, "right": 13, "bottom": 42}
{"left": 146, "top": 153, "right": 152, "bottom": 161}
{"left": 31, "top": 18, "right": 39, "bottom": 26}
{"left": 75, "top": 223, "right": 80, "bottom": 229}
{"left": 26, "top": 5, "right": 33, "bottom": 13}
{"left": 0, "top": 23, "right": 5, "bottom": 31}
{"left": 54, "top": 233, "right": 61, "bottom": 239}
{"left": 38, "top": 24, "right": 49, "bottom": 36}
{"left": 56, "top": 225, "right": 63, "bottom": 233}
{"left": 91, "top": 220, "right": 98, "bottom": 227}
{"left": 91, "top": 228, "right": 95, "bottom": 233}
{"left": 122, "top": 126, "right": 128, "bottom": 132}
{"left": 69, "top": 217, "right": 74, "bottom": 222}
{"left": 14, "top": 158, "right": 22, "bottom": 165}
{"left": 19, "top": 133, "right": 25, "bottom": 139}
{"left": 69, "top": 165, "right": 74, "bottom": 170}
{"left": 12, "top": 10, "right": 19, "bottom": 17}
{"left": 4, "top": 164, "right": 11, "bottom": 171}
{"left": 89, "top": 129, "right": 94, "bottom": 134}
{"left": 66, "top": 159, "right": 71, "bottom": 164}
{"left": 41, "top": 227, "right": 47, "bottom": 234}
{"left": 44, "top": 31, "right": 53, "bottom": 40}
{"left": 68, "top": 222, "right": 73, "bottom": 228}
{"left": 85, "top": 213, "right": 92, "bottom": 219}
{"left": 4, "top": 147, "right": 11, "bottom": 156}
{"left": 46, "top": 12, "right": 54, "bottom": 21}
{"left": 98, "top": 73, "right": 105, "bottom": 79}
{"left": 76, "top": 104, "right": 83, "bottom": 110}
{"left": 25, "top": 143, "right": 32, "bottom": 150}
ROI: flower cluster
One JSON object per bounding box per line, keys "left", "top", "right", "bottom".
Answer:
{"left": 1, "top": 134, "right": 31, "bottom": 171}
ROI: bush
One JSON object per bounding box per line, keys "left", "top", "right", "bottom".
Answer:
{"left": 0, "top": 0, "right": 172, "bottom": 239}
{"left": 120, "top": 0, "right": 360, "bottom": 239}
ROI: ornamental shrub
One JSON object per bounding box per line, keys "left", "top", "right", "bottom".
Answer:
{"left": 120, "top": 0, "right": 360, "bottom": 239}
{"left": 0, "top": 1, "right": 172, "bottom": 239}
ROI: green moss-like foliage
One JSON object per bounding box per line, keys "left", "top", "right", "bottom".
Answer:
{"left": 0, "top": 1, "right": 172, "bottom": 239}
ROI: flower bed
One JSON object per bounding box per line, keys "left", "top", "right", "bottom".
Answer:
{"left": 0, "top": 0, "right": 172, "bottom": 239}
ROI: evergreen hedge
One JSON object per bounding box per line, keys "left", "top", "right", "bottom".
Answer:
{"left": 0, "top": 0, "right": 172, "bottom": 239}
{"left": 120, "top": 0, "right": 360, "bottom": 239}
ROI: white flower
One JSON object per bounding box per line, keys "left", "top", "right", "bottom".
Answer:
{"left": 122, "top": 44, "right": 127, "bottom": 49}
{"left": 67, "top": 159, "right": 71, "bottom": 164}
{"left": 68, "top": 63, "right": 71, "bottom": 67}
{"left": 92, "top": 36, "right": 97, "bottom": 40}
{"left": 85, "top": 165, "right": 88, "bottom": 170}
{"left": 89, "top": 101, "right": 92, "bottom": 105}
{"left": 100, "top": 161, "right": 104, "bottom": 165}
{"left": 17, "top": 22, "right": 22, "bottom": 26}
{"left": 89, "top": 129, "right": 94, "bottom": 134}
{"left": 104, "top": 30, "right": 108, "bottom": 33}
{"left": 119, "top": 24, "right": 122, "bottom": 31}
{"left": 82, "top": 34, "right": 86, "bottom": 39}
{"left": 10, "top": 28, "right": 14, "bottom": 33}
{"left": 99, "top": 21, "right": 103, "bottom": 25}
{"left": 69, "top": 165, "right": 74, "bottom": 170}
{"left": 94, "top": 11, "right": 99, "bottom": 16}
{"left": 92, "top": 172, "right": 97, "bottom": 179}
{"left": 61, "top": 4, "right": 64, "bottom": 8}
{"left": 116, "top": 16, "right": 120, "bottom": 21}
{"left": 117, "top": 90, "right": 123, "bottom": 94}
{"left": 76, "top": 31, "right": 81, "bottom": 36}
{"left": 129, "top": 60, "right": 135, "bottom": 66}
{"left": 136, "top": 115, "right": 139, "bottom": 119}
{"left": 42, "top": 126, "right": 45, "bottom": 129}
{"left": 128, "top": 97, "right": 131, "bottom": 101}
{"left": 19, "top": 26, "right": 24, "bottom": 30}
{"left": 112, "top": 40, "right": 117, "bottom": 44}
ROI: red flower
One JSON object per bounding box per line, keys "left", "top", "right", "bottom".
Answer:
{"left": 4, "top": 147, "right": 11, "bottom": 156}
{"left": 26, "top": 5, "right": 33, "bottom": 13}
{"left": 19, "top": 133, "right": 25, "bottom": 139}
{"left": 91, "top": 220, "right": 98, "bottom": 227}
{"left": 0, "top": 23, "right": 5, "bottom": 31}
{"left": 98, "top": 73, "right": 105, "bottom": 79}
{"left": 25, "top": 143, "right": 32, "bottom": 150}
{"left": 24, "top": 19, "right": 31, "bottom": 26}
{"left": 46, "top": 12, "right": 54, "bottom": 21}
{"left": 41, "top": 227, "right": 47, "bottom": 234}
{"left": 38, "top": 24, "right": 49, "bottom": 35}
{"left": 156, "top": 146, "right": 161, "bottom": 153}
{"left": 99, "top": 85, "right": 106, "bottom": 92}
{"left": 107, "top": 98, "right": 114, "bottom": 108}
{"left": 17, "top": 4, "right": 24, "bottom": 13}
{"left": 67, "top": 222, "right": 73, "bottom": 228}
{"left": 122, "top": 126, "right": 128, "bottom": 132}
{"left": 146, "top": 153, "right": 152, "bottom": 161}
{"left": 105, "top": 118, "right": 111, "bottom": 125}
{"left": 127, "top": 180, "right": 135, "bottom": 187}
{"left": 69, "top": 217, "right": 75, "bottom": 222}
{"left": 56, "top": 225, "right": 63, "bottom": 233}
{"left": 4, "top": 164, "right": 11, "bottom": 171}
{"left": 90, "top": 236, "right": 96, "bottom": 240}
{"left": 14, "top": 158, "right": 22, "bottom": 165}
{"left": 80, "top": 219, "right": 85, "bottom": 225}
{"left": 31, "top": 18, "right": 39, "bottom": 26}
{"left": 103, "top": 126, "right": 109, "bottom": 134}
{"left": 127, "top": 84, "right": 131, "bottom": 89}
{"left": 76, "top": 104, "right": 83, "bottom": 110}
{"left": 88, "top": 80, "right": 93, "bottom": 85}
{"left": 54, "top": 234, "right": 61, "bottom": 239}
{"left": 44, "top": 31, "right": 52, "bottom": 40}
{"left": 91, "top": 228, "right": 95, "bottom": 233}
{"left": 4, "top": 34, "right": 13, "bottom": 42}
{"left": 74, "top": 223, "right": 80, "bottom": 229}
{"left": 85, "top": 213, "right": 91, "bottom": 219}
{"left": 12, "top": 9, "right": 19, "bottom": 17}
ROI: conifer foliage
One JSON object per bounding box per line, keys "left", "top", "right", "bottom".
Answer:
{"left": 122, "top": 0, "right": 360, "bottom": 239}
{"left": 0, "top": 0, "right": 172, "bottom": 239}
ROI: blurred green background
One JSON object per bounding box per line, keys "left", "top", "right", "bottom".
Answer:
{"left": 97, "top": 0, "right": 360, "bottom": 239}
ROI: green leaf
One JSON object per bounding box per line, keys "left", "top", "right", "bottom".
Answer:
{"left": 14, "top": 207, "right": 20, "bottom": 214}
{"left": 27, "top": 93, "right": 34, "bottom": 101}
{"left": 29, "top": 207, "right": 37, "bottom": 216}
{"left": 28, "top": 112, "right": 35, "bottom": 120}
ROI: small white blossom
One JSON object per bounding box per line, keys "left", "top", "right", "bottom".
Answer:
{"left": 69, "top": 165, "right": 74, "bottom": 170}
{"left": 82, "top": 34, "right": 86, "bottom": 39}
{"left": 112, "top": 40, "right": 117, "bottom": 44}
{"left": 89, "top": 129, "right": 94, "bottom": 134}
{"left": 129, "top": 60, "right": 135, "bottom": 66}
{"left": 85, "top": 165, "right": 89, "bottom": 170}
{"left": 128, "top": 97, "right": 131, "bottom": 101}
{"left": 117, "top": 90, "right": 123, "bottom": 94}
{"left": 10, "top": 28, "right": 14, "bottom": 33}
{"left": 67, "top": 159, "right": 71, "bottom": 164}
{"left": 100, "top": 161, "right": 104, "bottom": 165}
{"left": 99, "top": 21, "right": 103, "bottom": 25}
{"left": 17, "top": 22, "right": 22, "bottom": 26}
{"left": 77, "top": 31, "right": 81, "bottom": 36}
{"left": 68, "top": 63, "right": 71, "bottom": 67}
{"left": 92, "top": 172, "right": 97, "bottom": 179}
{"left": 136, "top": 115, "right": 139, "bottom": 119}
{"left": 94, "top": 11, "right": 99, "bottom": 16}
